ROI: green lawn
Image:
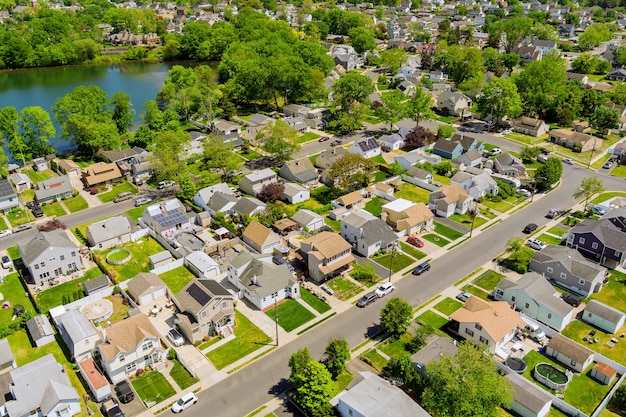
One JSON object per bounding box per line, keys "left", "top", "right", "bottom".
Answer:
{"left": 63, "top": 195, "right": 89, "bottom": 213}
{"left": 379, "top": 332, "right": 413, "bottom": 358}
{"left": 34, "top": 267, "right": 104, "bottom": 313}
{"left": 433, "top": 298, "right": 464, "bottom": 316}
{"left": 21, "top": 189, "right": 34, "bottom": 203}
{"left": 566, "top": 367, "right": 617, "bottom": 417}
{"left": 0, "top": 217, "right": 7, "bottom": 230}
{"left": 125, "top": 206, "right": 146, "bottom": 223}
{"left": 481, "top": 198, "right": 516, "bottom": 213}
{"left": 395, "top": 183, "right": 430, "bottom": 204}
{"left": 434, "top": 221, "right": 464, "bottom": 240}
{"left": 537, "top": 233, "right": 564, "bottom": 246}
{"left": 521, "top": 350, "right": 563, "bottom": 385}
{"left": 399, "top": 242, "right": 426, "bottom": 260}
{"left": 328, "top": 278, "right": 362, "bottom": 301}
{"left": 25, "top": 169, "right": 55, "bottom": 183}
{"left": 131, "top": 370, "right": 176, "bottom": 405}
{"left": 169, "top": 359, "right": 199, "bottom": 390}
{"left": 41, "top": 202, "right": 67, "bottom": 217}
{"left": 336, "top": 371, "right": 354, "bottom": 392}
{"left": 371, "top": 253, "right": 414, "bottom": 272}
{"left": 504, "top": 132, "right": 547, "bottom": 145}
{"left": 461, "top": 284, "right": 490, "bottom": 301}
{"left": 373, "top": 171, "right": 390, "bottom": 182}
{"left": 610, "top": 164, "right": 626, "bottom": 178}
{"left": 372, "top": 155, "right": 388, "bottom": 167}
{"left": 364, "top": 197, "right": 384, "bottom": 217}
{"left": 589, "top": 273, "right": 626, "bottom": 312}
{"left": 449, "top": 212, "right": 488, "bottom": 229}
{"left": 6, "top": 207, "right": 33, "bottom": 226}
{"left": 0, "top": 273, "right": 36, "bottom": 326}
{"left": 97, "top": 182, "right": 138, "bottom": 203}
{"left": 300, "top": 288, "right": 331, "bottom": 314}
{"left": 159, "top": 266, "right": 195, "bottom": 294}
{"left": 238, "top": 148, "right": 263, "bottom": 161}
{"left": 433, "top": 174, "right": 451, "bottom": 185}
{"left": 6, "top": 246, "right": 20, "bottom": 260}
{"left": 422, "top": 233, "right": 450, "bottom": 247}
{"left": 297, "top": 132, "right": 321, "bottom": 143}
{"left": 562, "top": 320, "right": 626, "bottom": 365}
{"left": 206, "top": 310, "right": 272, "bottom": 370}
{"left": 324, "top": 218, "right": 340, "bottom": 232}
{"left": 93, "top": 236, "right": 165, "bottom": 283}
{"left": 547, "top": 227, "right": 568, "bottom": 237}
{"left": 416, "top": 310, "right": 449, "bottom": 329}
{"left": 308, "top": 153, "right": 319, "bottom": 166}
{"left": 361, "top": 349, "right": 387, "bottom": 371}
{"left": 592, "top": 192, "right": 626, "bottom": 205}
{"left": 473, "top": 270, "right": 505, "bottom": 292}
{"left": 265, "top": 299, "right": 315, "bottom": 332}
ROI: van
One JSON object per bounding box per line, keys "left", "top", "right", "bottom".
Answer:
{"left": 113, "top": 192, "right": 133, "bottom": 203}
{"left": 524, "top": 322, "right": 546, "bottom": 341}
{"left": 272, "top": 255, "right": 294, "bottom": 272}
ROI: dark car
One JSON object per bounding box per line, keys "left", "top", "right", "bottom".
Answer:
{"left": 412, "top": 261, "right": 431, "bottom": 275}
{"left": 523, "top": 223, "right": 538, "bottom": 234}
{"left": 357, "top": 292, "right": 378, "bottom": 308}
{"left": 330, "top": 140, "right": 342, "bottom": 146}
{"left": 562, "top": 294, "right": 581, "bottom": 307}
{"left": 26, "top": 201, "right": 39, "bottom": 209}
{"left": 32, "top": 207, "right": 44, "bottom": 218}
{"left": 115, "top": 381, "right": 135, "bottom": 404}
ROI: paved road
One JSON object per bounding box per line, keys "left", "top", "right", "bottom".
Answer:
{"left": 176, "top": 166, "right": 624, "bottom": 417}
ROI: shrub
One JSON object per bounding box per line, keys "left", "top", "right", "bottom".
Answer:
{"left": 136, "top": 368, "right": 144, "bottom": 376}
{"left": 167, "top": 348, "right": 177, "bottom": 360}
{"left": 491, "top": 196, "right": 502, "bottom": 203}
{"left": 572, "top": 146, "right": 581, "bottom": 153}
{"left": 112, "top": 285, "right": 121, "bottom": 295}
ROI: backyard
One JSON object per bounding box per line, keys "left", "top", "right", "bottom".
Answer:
{"left": 97, "top": 182, "right": 138, "bottom": 203}
{"left": 206, "top": 310, "right": 272, "bottom": 370}
{"left": 25, "top": 169, "right": 55, "bottom": 183}
{"left": 562, "top": 320, "right": 626, "bottom": 365}
{"left": 159, "top": 266, "right": 196, "bottom": 294}
{"left": 93, "top": 237, "right": 165, "bottom": 282}
{"left": 265, "top": 299, "right": 315, "bottom": 332}
{"left": 0, "top": 273, "right": 36, "bottom": 326}
{"left": 34, "top": 267, "right": 105, "bottom": 313}
{"left": 364, "top": 197, "right": 384, "bottom": 217}
{"left": 394, "top": 183, "right": 430, "bottom": 204}
{"left": 589, "top": 273, "right": 626, "bottom": 311}
{"left": 131, "top": 370, "right": 176, "bottom": 405}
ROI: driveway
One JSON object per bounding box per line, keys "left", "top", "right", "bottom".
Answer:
{"left": 352, "top": 252, "right": 391, "bottom": 280}
{"left": 435, "top": 217, "right": 470, "bottom": 235}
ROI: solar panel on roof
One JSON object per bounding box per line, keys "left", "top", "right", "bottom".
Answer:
{"left": 187, "top": 283, "right": 211, "bottom": 305}
{"left": 0, "top": 179, "right": 15, "bottom": 197}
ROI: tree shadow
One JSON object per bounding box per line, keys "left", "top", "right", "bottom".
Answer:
{"left": 268, "top": 377, "right": 290, "bottom": 396}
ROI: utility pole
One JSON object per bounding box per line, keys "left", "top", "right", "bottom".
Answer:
{"left": 387, "top": 241, "right": 398, "bottom": 283}
{"left": 274, "top": 298, "right": 279, "bottom": 347}
{"left": 587, "top": 142, "right": 596, "bottom": 169}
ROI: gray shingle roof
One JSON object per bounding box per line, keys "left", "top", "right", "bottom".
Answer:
{"left": 232, "top": 196, "right": 266, "bottom": 216}
{"left": 127, "top": 272, "right": 166, "bottom": 298}
{"left": 26, "top": 315, "right": 54, "bottom": 342}
{"left": 584, "top": 300, "right": 625, "bottom": 324}
{"left": 292, "top": 209, "right": 323, "bottom": 227}
{"left": 507, "top": 273, "right": 575, "bottom": 317}
{"left": 207, "top": 192, "right": 238, "bottom": 212}
{"left": 547, "top": 334, "right": 594, "bottom": 364}
{"left": 531, "top": 245, "right": 605, "bottom": 282}
{"left": 238, "top": 258, "right": 296, "bottom": 298}
{"left": 35, "top": 175, "right": 73, "bottom": 201}
{"left": 506, "top": 374, "right": 553, "bottom": 414}
{"left": 0, "top": 178, "right": 17, "bottom": 198}
{"left": 86, "top": 216, "right": 132, "bottom": 244}
{"left": 18, "top": 230, "right": 77, "bottom": 266}
{"left": 0, "top": 338, "right": 14, "bottom": 367}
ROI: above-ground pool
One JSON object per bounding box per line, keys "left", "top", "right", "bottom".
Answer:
{"left": 533, "top": 363, "right": 571, "bottom": 390}
{"left": 506, "top": 357, "right": 527, "bottom": 373}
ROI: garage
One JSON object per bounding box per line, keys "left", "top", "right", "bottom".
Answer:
{"left": 126, "top": 272, "right": 167, "bottom": 305}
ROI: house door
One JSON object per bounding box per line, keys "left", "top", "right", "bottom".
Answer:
{"left": 54, "top": 268, "right": 62, "bottom": 277}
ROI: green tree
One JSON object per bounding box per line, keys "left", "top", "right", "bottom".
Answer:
{"left": 506, "top": 236, "right": 526, "bottom": 253}
{"left": 328, "top": 153, "right": 374, "bottom": 192}
{"left": 379, "top": 48, "right": 407, "bottom": 74}
{"left": 514, "top": 52, "right": 567, "bottom": 118}
{"left": 289, "top": 348, "right": 311, "bottom": 385}
{"left": 348, "top": 27, "right": 375, "bottom": 53}
{"left": 150, "top": 130, "right": 187, "bottom": 182}
{"left": 437, "top": 125, "right": 456, "bottom": 139}
{"left": 292, "top": 360, "right": 337, "bottom": 417}
{"left": 18, "top": 106, "right": 56, "bottom": 158}
{"left": 110, "top": 92, "right": 135, "bottom": 134}
{"left": 380, "top": 297, "right": 412, "bottom": 337}
{"left": 579, "top": 24, "right": 613, "bottom": 51}
{"left": 488, "top": 17, "right": 533, "bottom": 53}
{"left": 202, "top": 136, "right": 242, "bottom": 178}
{"left": 0, "top": 106, "right": 26, "bottom": 165}
{"left": 520, "top": 146, "right": 541, "bottom": 163}
{"left": 421, "top": 341, "right": 514, "bottom": 417}
{"left": 572, "top": 53, "right": 599, "bottom": 74}
{"left": 375, "top": 90, "right": 406, "bottom": 132}
{"left": 322, "top": 338, "right": 350, "bottom": 379}
{"left": 177, "top": 176, "right": 198, "bottom": 202}
{"left": 258, "top": 120, "right": 300, "bottom": 163}
{"left": 405, "top": 89, "right": 434, "bottom": 127}
{"left": 590, "top": 106, "right": 620, "bottom": 136}
{"left": 535, "top": 157, "right": 563, "bottom": 189}
{"left": 573, "top": 177, "right": 605, "bottom": 210}
{"left": 580, "top": 89, "right": 607, "bottom": 118}
{"left": 477, "top": 77, "right": 522, "bottom": 123}
{"left": 382, "top": 355, "right": 421, "bottom": 389}
{"left": 332, "top": 72, "right": 375, "bottom": 111}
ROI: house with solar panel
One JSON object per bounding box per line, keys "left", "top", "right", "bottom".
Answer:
{"left": 141, "top": 199, "right": 191, "bottom": 238}
{"left": 175, "top": 278, "right": 235, "bottom": 342}
{"left": 348, "top": 137, "right": 381, "bottom": 159}
{"left": 0, "top": 178, "right": 19, "bottom": 214}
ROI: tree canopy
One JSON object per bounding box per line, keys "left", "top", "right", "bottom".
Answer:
{"left": 380, "top": 297, "right": 413, "bottom": 336}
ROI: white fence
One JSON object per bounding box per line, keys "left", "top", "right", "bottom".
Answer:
{"left": 150, "top": 258, "right": 185, "bottom": 275}
{"left": 401, "top": 174, "right": 442, "bottom": 191}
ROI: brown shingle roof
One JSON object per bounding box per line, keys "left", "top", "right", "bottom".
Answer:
{"left": 82, "top": 162, "right": 122, "bottom": 186}
{"left": 303, "top": 231, "right": 351, "bottom": 259}
{"left": 450, "top": 297, "right": 525, "bottom": 341}
{"left": 98, "top": 314, "right": 158, "bottom": 360}
{"left": 337, "top": 191, "right": 363, "bottom": 207}
{"left": 546, "top": 334, "right": 594, "bottom": 364}
{"left": 243, "top": 220, "right": 275, "bottom": 248}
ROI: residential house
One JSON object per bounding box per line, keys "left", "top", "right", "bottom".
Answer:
{"left": 10, "top": 173, "right": 31, "bottom": 193}
{"left": 78, "top": 358, "right": 111, "bottom": 402}
{"left": 35, "top": 175, "right": 73, "bottom": 203}
{"left": 405, "top": 166, "right": 434, "bottom": 184}
{"left": 493, "top": 272, "right": 576, "bottom": 331}
{"left": 0, "top": 179, "right": 19, "bottom": 214}
{"left": 549, "top": 129, "right": 602, "bottom": 152}
{"left": 349, "top": 138, "right": 381, "bottom": 159}
{"left": 336, "top": 191, "right": 364, "bottom": 211}
{"left": 205, "top": 192, "right": 238, "bottom": 218}
{"left": 378, "top": 133, "right": 404, "bottom": 151}
{"left": 300, "top": 232, "right": 354, "bottom": 282}
{"left": 411, "top": 336, "right": 459, "bottom": 378}
{"left": 131, "top": 151, "right": 153, "bottom": 184}
{"left": 185, "top": 251, "right": 220, "bottom": 278}
{"left": 394, "top": 152, "right": 423, "bottom": 170}
{"left": 284, "top": 116, "right": 309, "bottom": 133}
{"left": 18, "top": 230, "right": 82, "bottom": 286}
{"left": 512, "top": 117, "right": 549, "bottom": 137}
{"left": 97, "top": 314, "right": 163, "bottom": 383}
{"left": 505, "top": 373, "right": 553, "bottom": 417}
{"left": 573, "top": 120, "right": 591, "bottom": 133}
{"left": 591, "top": 362, "right": 618, "bottom": 385}
{"left": 227, "top": 252, "right": 299, "bottom": 310}
{"left": 292, "top": 209, "right": 325, "bottom": 232}
{"left": 514, "top": 45, "right": 542, "bottom": 63}
{"left": 455, "top": 149, "right": 483, "bottom": 168}
{"left": 81, "top": 162, "right": 122, "bottom": 188}
{"left": 436, "top": 91, "right": 472, "bottom": 117}
{"left": 449, "top": 297, "right": 526, "bottom": 357}
{"left": 232, "top": 196, "right": 267, "bottom": 218}
{"left": 340, "top": 211, "right": 398, "bottom": 257}
{"left": 606, "top": 68, "right": 626, "bottom": 81}
{"left": 366, "top": 182, "right": 394, "bottom": 200}
{"left": 142, "top": 199, "right": 191, "bottom": 237}
{"left": 100, "top": 147, "right": 143, "bottom": 166}
{"left": 533, "top": 39, "right": 558, "bottom": 56}
{"left": 565, "top": 207, "right": 626, "bottom": 268}
{"left": 315, "top": 147, "right": 347, "bottom": 169}
{"left": 33, "top": 157, "right": 49, "bottom": 171}
{"left": 559, "top": 23, "right": 575, "bottom": 37}
{"left": 451, "top": 133, "right": 484, "bottom": 154}
{"left": 175, "top": 278, "right": 235, "bottom": 342}
{"left": 55, "top": 310, "right": 100, "bottom": 362}
{"left": 450, "top": 169, "right": 498, "bottom": 200}
{"left": 432, "top": 138, "right": 464, "bottom": 160}
{"left": 544, "top": 334, "right": 594, "bottom": 373}
{"left": 381, "top": 199, "right": 434, "bottom": 236}
{"left": 56, "top": 160, "right": 81, "bottom": 178}
{"left": 429, "top": 184, "right": 472, "bottom": 217}
{"left": 493, "top": 154, "right": 528, "bottom": 179}
{"left": 582, "top": 300, "right": 626, "bottom": 334}
{"left": 238, "top": 168, "right": 278, "bottom": 197}
{"left": 85, "top": 216, "right": 132, "bottom": 249}
{"left": 126, "top": 272, "right": 167, "bottom": 305}
{"left": 0, "top": 339, "right": 16, "bottom": 375}
{"left": 331, "top": 372, "right": 431, "bottom": 417}
{"left": 282, "top": 104, "right": 330, "bottom": 130}
{"left": 429, "top": 71, "right": 448, "bottom": 83}
{"left": 331, "top": 45, "right": 358, "bottom": 71}
{"left": 529, "top": 245, "right": 607, "bottom": 296}
{"left": 273, "top": 218, "right": 298, "bottom": 236}
{"left": 248, "top": 113, "right": 274, "bottom": 127}
{"left": 3, "top": 354, "right": 80, "bottom": 417}
{"left": 213, "top": 120, "right": 242, "bottom": 148}
{"left": 25, "top": 315, "right": 55, "bottom": 347}
{"left": 82, "top": 275, "right": 109, "bottom": 296}
{"left": 193, "top": 183, "right": 235, "bottom": 212}
{"left": 278, "top": 158, "right": 318, "bottom": 187}
{"left": 242, "top": 221, "right": 281, "bottom": 254}
{"left": 282, "top": 182, "right": 310, "bottom": 204}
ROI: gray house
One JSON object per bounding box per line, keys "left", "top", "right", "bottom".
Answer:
{"left": 292, "top": 209, "right": 325, "bottom": 232}
{"left": 493, "top": 272, "right": 575, "bottom": 331}
{"left": 0, "top": 178, "right": 19, "bottom": 214}
{"left": 315, "top": 147, "right": 347, "bottom": 169}
{"left": 340, "top": 210, "right": 398, "bottom": 257}
{"left": 0, "top": 339, "right": 16, "bottom": 375}
{"left": 25, "top": 315, "right": 55, "bottom": 347}
{"left": 85, "top": 216, "right": 132, "bottom": 249}
{"left": 34, "top": 175, "right": 73, "bottom": 203}
{"left": 529, "top": 245, "right": 607, "bottom": 296}
{"left": 55, "top": 309, "right": 100, "bottom": 362}
{"left": 278, "top": 158, "right": 318, "bottom": 187}
{"left": 238, "top": 168, "right": 277, "bottom": 196}
{"left": 18, "top": 230, "right": 82, "bottom": 286}
{"left": 582, "top": 300, "right": 626, "bottom": 334}
{"left": 193, "top": 183, "right": 235, "bottom": 212}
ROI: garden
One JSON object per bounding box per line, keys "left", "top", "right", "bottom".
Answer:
{"left": 93, "top": 237, "right": 165, "bottom": 282}
{"left": 265, "top": 299, "right": 315, "bottom": 332}
{"left": 562, "top": 320, "right": 626, "bottom": 365}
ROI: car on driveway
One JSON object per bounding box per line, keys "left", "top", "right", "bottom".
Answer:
{"left": 0, "top": 230, "right": 12, "bottom": 238}
{"left": 157, "top": 180, "right": 176, "bottom": 189}
{"left": 412, "top": 262, "right": 430, "bottom": 275}
{"left": 523, "top": 223, "right": 538, "bottom": 234}
{"left": 172, "top": 393, "right": 198, "bottom": 413}
{"left": 2, "top": 256, "right": 11, "bottom": 269}
{"left": 562, "top": 158, "right": 574, "bottom": 165}
{"left": 318, "top": 136, "right": 330, "bottom": 142}
{"left": 456, "top": 291, "right": 471, "bottom": 302}
{"left": 519, "top": 189, "right": 531, "bottom": 198}
{"left": 562, "top": 294, "right": 581, "bottom": 307}
{"left": 375, "top": 282, "right": 395, "bottom": 298}
{"left": 167, "top": 328, "right": 184, "bottom": 347}
{"left": 114, "top": 381, "right": 135, "bottom": 404}
{"left": 32, "top": 207, "right": 44, "bottom": 218}
{"left": 526, "top": 238, "right": 546, "bottom": 251}
{"left": 406, "top": 236, "right": 424, "bottom": 248}
{"left": 357, "top": 292, "right": 378, "bottom": 307}
{"left": 330, "top": 140, "right": 342, "bottom": 146}
{"left": 489, "top": 148, "right": 502, "bottom": 156}
{"left": 603, "top": 160, "right": 614, "bottom": 169}
{"left": 588, "top": 205, "right": 606, "bottom": 215}
{"left": 134, "top": 197, "right": 153, "bottom": 207}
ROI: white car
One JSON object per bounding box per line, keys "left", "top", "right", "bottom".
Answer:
{"left": 527, "top": 238, "right": 546, "bottom": 251}
{"left": 375, "top": 282, "right": 395, "bottom": 298}
{"left": 0, "top": 230, "right": 12, "bottom": 238}
{"left": 562, "top": 158, "right": 574, "bottom": 165}
{"left": 489, "top": 148, "right": 502, "bottom": 156}
{"left": 519, "top": 189, "right": 531, "bottom": 198}
{"left": 457, "top": 291, "right": 471, "bottom": 302}
{"left": 167, "top": 328, "right": 184, "bottom": 347}
{"left": 171, "top": 393, "right": 197, "bottom": 413}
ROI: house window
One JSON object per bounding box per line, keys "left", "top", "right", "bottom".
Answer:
{"left": 475, "top": 323, "right": 482, "bottom": 331}
{"left": 579, "top": 278, "right": 586, "bottom": 285}
{"left": 144, "top": 355, "right": 150, "bottom": 361}
{"left": 56, "top": 407, "right": 70, "bottom": 417}
{"left": 71, "top": 251, "right": 76, "bottom": 257}
{"left": 465, "top": 328, "right": 474, "bottom": 337}
{"left": 560, "top": 272, "right": 567, "bottom": 279}
{"left": 142, "top": 341, "right": 153, "bottom": 351}
{"left": 60, "top": 255, "right": 65, "bottom": 261}
{"left": 617, "top": 250, "right": 622, "bottom": 258}
{"left": 511, "top": 296, "right": 516, "bottom": 302}
{"left": 547, "top": 267, "right": 553, "bottom": 273}
{"left": 547, "top": 313, "right": 552, "bottom": 319}
{"left": 222, "top": 302, "right": 228, "bottom": 308}
{"left": 579, "top": 237, "right": 585, "bottom": 245}
{"left": 587, "top": 313, "right": 593, "bottom": 318}
{"left": 125, "top": 362, "right": 136, "bottom": 372}
{"left": 571, "top": 359, "right": 577, "bottom": 366}
{"left": 35, "top": 264, "right": 39, "bottom": 270}
{"left": 41, "top": 262, "right": 45, "bottom": 267}
{"left": 525, "top": 303, "right": 530, "bottom": 309}
{"left": 119, "top": 354, "right": 125, "bottom": 362}
{"left": 479, "top": 336, "right": 489, "bottom": 345}
{"left": 592, "top": 242, "right": 598, "bottom": 250}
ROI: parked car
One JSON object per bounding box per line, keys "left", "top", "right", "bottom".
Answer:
{"left": 562, "top": 158, "right": 574, "bottom": 165}
{"left": 25, "top": 201, "right": 38, "bottom": 209}
{"left": 562, "top": 294, "right": 581, "bottom": 307}
{"left": 113, "top": 192, "right": 133, "bottom": 203}
{"left": 546, "top": 208, "right": 567, "bottom": 219}
{"left": 588, "top": 205, "right": 606, "bottom": 215}
{"left": 489, "top": 148, "right": 502, "bottom": 156}
{"left": 375, "top": 282, "right": 395, "bottom": 298}
{"left": 101, "top": 398, "right": 124, "bottom": 417}
{"left": 32, "top": 207, "right": 44, "bottom": 218}
{"left": 157, "top": 180, "right": 176, "bottom": 189}
{"left": 330, "top": 140, "right": 342, "bottom": 146}
{"left": 0, "top": 230, "right": 12, "bottom": 238}
{"left": 2, "top": 256, "right": 11, "bottom": 269}
{"left": 167, "top": 328, "right": 184, "bottom": 347}
{"left": 318, "top": 136, "right": 330, "bottom": 142}
{"left": 171, "top": 393, "right": 198, "bottom": 413}
{"left": 406, "top": 236, "right": 424, "bottom": 248}
{"left": 114, "top": 381, "right": 135, "bottom": 404}
{"left": 357, "top": 292, "right": 378, "bottom": 308}
{"left": 412, "top": 262, "right": 431, "bottom": 275}
{"left": 603, "top": 160, "right": 614, "bottom": 169}
{"left": 526, "top": 238, "right": 546, "bottom": 251}
{"left": 541, "top": 148, "right": 551, "bottom": 155}
{"left": 134, "top": 197, "right": 152, "bottom": 207}
{"left": 456, "top": 291, "right": 471, "bottom": 302}
{"left": 523, "top": 223, "right": 538, "bottom": 234}
{"left": 12, "top": 224, "right": 32, "bottom": 233}
{"left": 518, "top": 189, "right": 531, "bottom": 198}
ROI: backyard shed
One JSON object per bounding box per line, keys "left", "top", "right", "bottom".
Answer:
{"left": 582, "top": 300, "right": 626, "bottom": 334}
{"left": 149, "top": 251, "right": 173, "bottom": 269}
{"left": 126, "top": 272, "right": 167, "bottom": 305}
{"left": 590, "top": 362, "right": 617, "bottom": 385}
{"left": 185, "top": 251, "right": 220, "bottom": 278}
{"left": 545, "top": 334, "right": 594, "bottom": 372}
{"left": 506, "top": 373, "right": 553, "bottom": 417}
{"left": 25, "top": 315, "right": 55, "bottom": 347}
{"left": 0, "top": 339, "right": 16, "bottom": 374}
{"left": 82, "top": 275, "right": 110, "bottom": 296}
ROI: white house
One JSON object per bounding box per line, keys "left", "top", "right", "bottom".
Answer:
{"left": 193, "top": 183, "right": 235, "bottom": 211}
{"left": 18, "top": 230, "right": 82, "bottom": 286}
{"left": 185, "top": 251, "right": 220, "bottom": 278}
{"left": 54, "top": 309, "right": 100, "bottom": 362}
{"left": 282, "top": 182, "right": 310, "bottom": 204}
{"left": 582, "top": 300, "right": 626, "bottom": 334}
{"left": 292, "top": 209, "right": 325, "bottom": 232}
{"left": 348, "top": 138, "right": 381, "bottom": 159}
{"left": 142, "top": 199, "right": 192, "bottom": 237}
{"left": 450, "top": 168, "right": 498, "bottom": 200}
{"left": 85, "top": 216, "right": 132, "bottom": 249}
{"left": 378, "top": 133, "right": 404, "bottom": 151}
{"left": 126, "top": 273, "right": 167, "bottom": 305}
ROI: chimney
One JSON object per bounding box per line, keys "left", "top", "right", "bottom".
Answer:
{"left": 100, "top": 328, "right": 107, "bottom": 343}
